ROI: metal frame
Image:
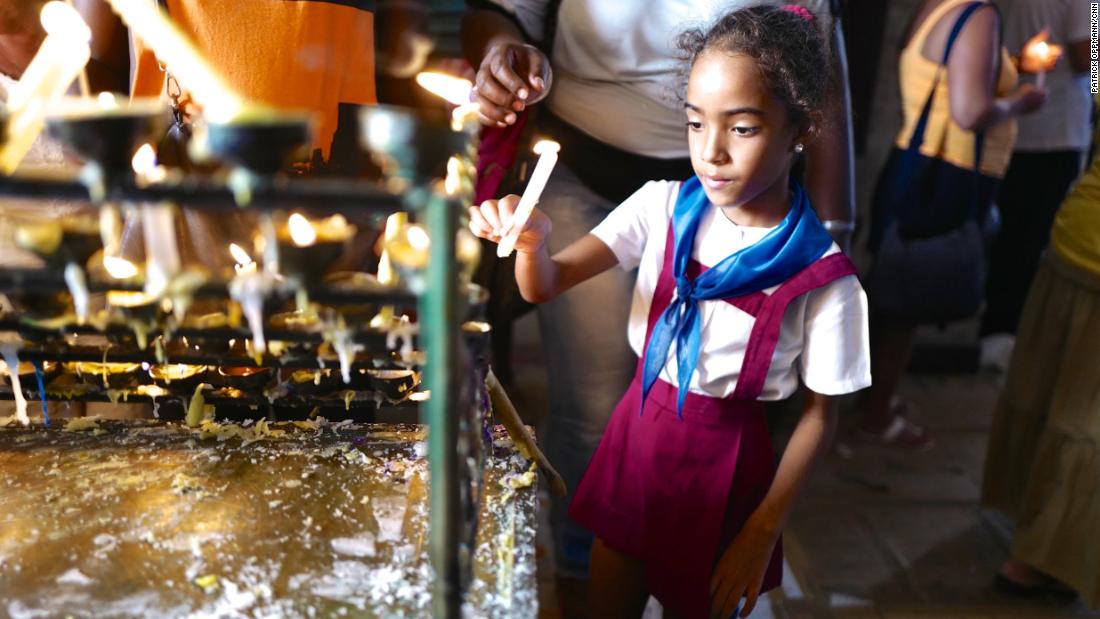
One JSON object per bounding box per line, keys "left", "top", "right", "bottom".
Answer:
{"left": 0, "top": 171, "right": 471, "bottom": 618}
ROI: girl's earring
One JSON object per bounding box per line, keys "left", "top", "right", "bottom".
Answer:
{"left": 794, "top": 143, "right": 805, "bottom": 154}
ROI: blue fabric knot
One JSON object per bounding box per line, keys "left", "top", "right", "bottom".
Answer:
{"left": 676, "top": 279, "right": 695, "bottom": 301}
{"left": 639, "top": 177, "right": 833, "bottom": 419}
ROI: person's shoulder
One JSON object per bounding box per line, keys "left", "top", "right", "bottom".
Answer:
{"left": 623, "top": 179, "right": 683, "bottom": 212}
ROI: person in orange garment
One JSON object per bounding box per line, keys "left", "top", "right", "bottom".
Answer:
{"left": 78, "top": 0, "right": 429, "bottom": 170}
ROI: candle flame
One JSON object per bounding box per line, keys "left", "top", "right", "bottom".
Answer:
{"left": 533, "top": 139, "right": 561, "bottom": 155}
{"left": 1034, "top": 40, "right": 1050, "bottom": 59}
{"left": 40, "top": 1, "right": 91, "bottom": 41}
{"left": 451, "top": 102, "right": 480, "bottom": 131}
{"left": 131, "top": 143, "right": 157, "bottom": 175}
{"left": 444, "top": 156, "right": 461, "bottom": 196}
{"left": 228, "top": 243, "right": 252, "bottom": 266}
{"left": 103, "top": 255, "right": 138, "bottom": 279}
{"left": 97, "top": 91, "right": 119, "bottom": 110}
{"left": 407, "top": 224, "right": 430, "bottom": 252}
{"left": 415, "top": 71, "right": 473, "bottom": 106}
{"left": 288, "top": 213, "right": 317, "bottom": 247}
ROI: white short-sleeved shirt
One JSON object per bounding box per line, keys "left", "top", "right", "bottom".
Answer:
{"left": 479, "top": 0, "right": 833, "bottom": 158}
{"left": 1002, "top": 0, "right": 1094, "bottom": 152}
{"left": 591, "top": 181, "right": 871, "bottom": 401}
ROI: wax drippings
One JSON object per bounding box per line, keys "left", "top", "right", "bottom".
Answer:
{"left": 64, "top": 263, "right": 89, "bottom": 325}
{"left": 1, "top": 344, "right": 28, "bottom": 425}
{"left": 229, "top": 271, "right": 270, "bottom": 355}
{"left": 32, "top": 362, "right": 48, "bottom": 425}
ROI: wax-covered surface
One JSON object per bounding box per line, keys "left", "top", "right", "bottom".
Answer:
{"left": 0, "top": 420, "right": 537, "bottom": 618}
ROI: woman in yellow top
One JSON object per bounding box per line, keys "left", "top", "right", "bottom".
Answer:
{"left": 857, "top": 0, "right": 1046, "bottom": 450}
{"left": 981, "top": 148, "right": 1100, "bottom": 604}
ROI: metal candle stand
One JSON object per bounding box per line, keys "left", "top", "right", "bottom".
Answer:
{"left": 0, "top": 103, "right": 482, "bottom": 618}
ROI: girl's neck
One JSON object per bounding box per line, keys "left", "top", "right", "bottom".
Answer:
{"left": 718, "top": 174, "right": 791, "bottom": 228}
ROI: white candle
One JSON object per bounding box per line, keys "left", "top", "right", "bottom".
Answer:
{"left": 132, "top": 144, "right": 180, "bottom": 297}
{"left": 0, "top": 345, "right": 28, "bottom": 425}
{"left": 369, "top": 212, "right": 406, "bottom": 329}
{"left": 229, "top": 243, "right": 256, "bottom": 275}
{"left": 0, "top": 2, "right": 91, "bottom": 173}
{"left": 497, "top": 140, "right": 560, "bottom": 258}
{"left": 1033, "top": 40, "right": 1049, "bottom": 89}
{"left": 103, "top": 0, "right": 244, "bottom": 123}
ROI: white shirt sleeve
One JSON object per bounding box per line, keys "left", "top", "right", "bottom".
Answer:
{"left": 590, "top": 181, "right": 674, "bottom": 271}
{"left": 472, "top": 0, "right": 554, "bottom": 43}
{"left": 798, "top": 273, "right": 872, "bottom": 396}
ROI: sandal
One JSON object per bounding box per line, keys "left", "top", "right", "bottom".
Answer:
{"left": 857, "top": 398, "right": 936, "bottom": 451}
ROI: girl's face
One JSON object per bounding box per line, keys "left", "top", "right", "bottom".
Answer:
{"left": 685, "top": 50, "right": 802, "bottom": 209}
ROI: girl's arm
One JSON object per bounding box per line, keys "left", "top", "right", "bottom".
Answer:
{"left": 711, "top": 389, "right": 839, "bottom": 618}
{"left": 469, "top": 194, "right": 618, "bottom": 303}
{"left": 946, "top": 5, "right": 1046, "bottom": 131}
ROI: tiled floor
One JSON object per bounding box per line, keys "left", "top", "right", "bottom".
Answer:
{"left": 510, "top": 312, "right": 1099, "bottom": 619}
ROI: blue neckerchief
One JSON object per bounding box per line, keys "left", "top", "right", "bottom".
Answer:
{"left": 640, "top": 176, "right": 833, "bottom": 417}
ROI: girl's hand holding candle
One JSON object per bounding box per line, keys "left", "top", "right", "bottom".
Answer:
{"left": 469, "top": 194, "right": 552, "bottom": 255}
{"left": 1020, "top": 29, "right": 1063, "bottom": 89}
{"left": 495, "top": 139, "right": 560, "bottom": 257}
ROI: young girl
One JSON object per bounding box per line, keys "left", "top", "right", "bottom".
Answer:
{"left": 470, "top": 6, "right": 870, "bottom": 618}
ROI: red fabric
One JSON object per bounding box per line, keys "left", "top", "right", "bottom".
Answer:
{"left": 570, "top": 218, "right": 858, "bottom": 617}
{"left": 474, "top": 111, "right": 530, "bottom": 204}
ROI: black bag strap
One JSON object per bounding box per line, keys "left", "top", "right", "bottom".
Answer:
{"left": 902, "top": 1, "right": 1000, "bottom": 220}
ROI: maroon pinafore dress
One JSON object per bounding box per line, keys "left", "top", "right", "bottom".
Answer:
{"left": 569, "top": 221, "right": 857, "bottom": 618}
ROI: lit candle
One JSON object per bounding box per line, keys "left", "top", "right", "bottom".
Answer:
{"left": 0, "top": 1, "right": 91, "bottom": 174}
{"left": 131, "top": 142, "right": 167, "bottom": 184}
{"left": 1022, "top": 32, "right": 1063, "bottom": 90}
{"left": 229, "top": 243, "right": 257, "bottom": 275}
{"left": 370, "top": 212, "right": 407, "bottom": 330}
{"left": 102, "top": 0, "right": 244, "bottom": 123}
{"left": 103, "top": 255, "right": 138, "bottom": 279}
{"left": 415, "top": 71, "right": 479, "bottom": 131}
{"left": 443, "top": 156, "right": 462, "bottom": 196}
{"left": 496, "top": 139, "right": 560, "bottom": 258}
{"left": 1033, "top": 40, "right": 1050, "bottom": 89}
{"left": 415, "top": 71, "right": 473, "bottom": 106}
{"left": 134, "top": 144, "right": 181, "bottom": 298}
{"left": 377, "top": 213, "right": 407, "bottom": 286}
{"left": 287, "top": 213, "right": 317, "bottom": 247}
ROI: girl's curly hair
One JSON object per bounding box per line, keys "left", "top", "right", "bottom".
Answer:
{"left": 678, "top": 5, "right": 832, "bottom": 134}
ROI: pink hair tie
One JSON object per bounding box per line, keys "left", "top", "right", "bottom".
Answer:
{"left": 781, "top": 4, "right": 814, "bottom": 22}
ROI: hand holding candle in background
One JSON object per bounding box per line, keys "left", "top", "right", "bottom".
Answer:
{"left": 1019, "top": 28, "right": 1062, "bottom": 90}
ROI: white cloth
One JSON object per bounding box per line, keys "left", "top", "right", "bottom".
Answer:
{"left": 591, "top": 180, "right": 871, "bottom": 400}
{"left": 1001, "top": 0, "right": 1093, "bottom": 151}
{"left": 482, "top": 0, "right": 833, "bottom": 158}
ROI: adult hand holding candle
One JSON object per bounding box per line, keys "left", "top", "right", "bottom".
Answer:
{"left": 496, "top": 139, "right": 560, "bottom": 258}
{"left": 415, "top": 70, "right": 479, "bottom": 131}
{"left": 0, "top": 1, "right": 91, "bottom": 174}
{"left": 1020, "top": 29, "right": 1062, "bottom": 90}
